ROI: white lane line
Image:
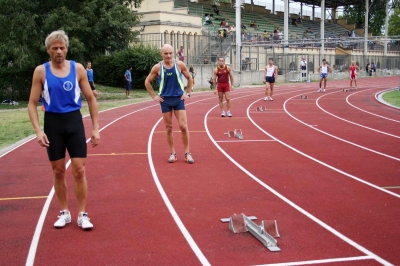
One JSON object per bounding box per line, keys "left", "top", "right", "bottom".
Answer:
{"left": 251, "top": 98, "right": 400, "bottom": 199}
{"left": 147, "top": 118, "right": 211, "bottom": 266}
{"left": 375, "top": 88, "right": 400, "bottom": 110}
{"left": 316, "top": 90, "right": 400, "bottom": 138}
{"left": 204, "top": 103, "right": 394, "bottom": 266}
{"left": 25, "top": 103, "right": 160, "bottom": 266}
{"left": 284, "top": 92, "right": 400, "bottom": 162}
{"left": 255, "top": 255, "right": 373, "bottom": 266}
{"left": 346, "top": 89, "right": 400, "bottom": 123}
{"left": 216, "top": 140, "right": 276, "bottom": 143}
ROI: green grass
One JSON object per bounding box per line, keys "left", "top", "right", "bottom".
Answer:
{"left": 382, "top": 89, "right": 400, "bottom": 107}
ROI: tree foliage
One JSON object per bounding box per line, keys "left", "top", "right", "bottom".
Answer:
{"left": 388, "top": 7, "right": 400, "bottom": 36}
{"left": 94, "top": 44, "right": 162, "bottom": 89}
{"left": 342, "top": 0, "right": 389, "bottom": 36}
{"left": 0, "top": 0, "right": 143, "bottom": 68}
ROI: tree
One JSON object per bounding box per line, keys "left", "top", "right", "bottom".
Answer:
{"left": 0, "top": 0, "right": 144, "bottom": 69}
{"left": 388, "top": 7, "right": 400, "bottom": 36}
{"left": 342, "top": 0, "right": 388, "bottom": 36}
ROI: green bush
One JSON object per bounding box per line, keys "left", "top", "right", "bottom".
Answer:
{"left": 0, "top": 67, "right": 33, "bottom": 101}
{"left": 93, "top": 43, "right": 162, "bottom": 89}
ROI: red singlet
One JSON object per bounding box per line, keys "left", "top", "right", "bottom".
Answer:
{"left": 350, "top": 66, "right": 357, "bottom": 80}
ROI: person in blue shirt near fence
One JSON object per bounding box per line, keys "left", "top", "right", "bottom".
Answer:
{"left": 125, "top": 66, "right": 132, "bottom": 98}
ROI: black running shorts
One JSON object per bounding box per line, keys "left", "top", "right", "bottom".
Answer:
{"left": 44, "top": 110, "right": 87, "bottom": 161}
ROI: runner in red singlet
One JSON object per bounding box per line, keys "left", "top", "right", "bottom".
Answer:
{"left": 349, "top": 61, "right": 359, "bottom": 90}
{"left": 213, "top": 57, "right": 234, "bottom": 117}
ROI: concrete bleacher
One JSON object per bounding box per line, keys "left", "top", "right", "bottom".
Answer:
{"left": 177, "top": 0, "right": 364, "bottom": 42}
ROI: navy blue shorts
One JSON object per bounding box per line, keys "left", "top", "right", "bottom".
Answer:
{"left": 160, "top": 96, "right": 185, "bottom": 113}
{"left": 126, "top": 81, "right": 132, "bottom": 90}
{"left": 320, "top": 73, "right": 328, "bottom": 79}
{"left": 266, "top": 76, "right": 275, "bottom": 83}
{"left": 44, "top": 110, "right": 87, "bottom": 161}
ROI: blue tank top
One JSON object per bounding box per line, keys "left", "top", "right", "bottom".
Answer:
{"left": 157, "top": 60, "right": 184, "bottom": 97}
{"left": 42, "top": 61, "right": 82, "bottom": 113}
{"left": 86, "top": 69, "right": 94, "bottom": 82}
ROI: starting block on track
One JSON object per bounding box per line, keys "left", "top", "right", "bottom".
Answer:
{"left": 224, "top": 129, "right": 244, "bottom": 140}
{"left": 222, "top": 213, "right": 281, "bottom": 252}
{"left": 343, "top": 87, "right": 358, "bottom": 92}
{"left": 256, "top": 106, "right": 267, "bottom": 111}
{"left": 300, "top": 95, "right": 308, "bottom": 99}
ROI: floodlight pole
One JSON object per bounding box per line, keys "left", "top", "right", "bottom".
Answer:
{"left": 320, "top": 0, "right": 325, "bottom": 59}
{"left": 236, "top": 0, "right": 241, "bottom": 72}
{"left": 284, "top": 0, "right": 288, "bottom": 54}
{"left": 364, "top": 0, "right": 369, "bottom": 65}
{"left": 384, "top": 0, "right": 389, "bottom": 68}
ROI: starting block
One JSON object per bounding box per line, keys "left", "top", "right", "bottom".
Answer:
{"left": 343, "top": 87, "right": 358, "bottom": 92}
{"left": 223, "top": 213, "right": 281, "bottom": 252}
{"left": 224, "top": 129, "right": 244, "bottom": 140}
{"left": 256, "top": 106, "right": 267, "bottom": 111}
{"left": 300, "top": 95, "right": 308, "bottom": 99}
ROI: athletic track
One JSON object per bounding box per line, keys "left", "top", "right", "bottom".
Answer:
{"left": 1, "top": 76, "right": 399, "bottom": 266}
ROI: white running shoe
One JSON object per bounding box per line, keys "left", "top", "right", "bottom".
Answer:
{"left": 54, "top": 210, "right": 71, "bottom": 228}
{"left": 168, "top": 153, "right": 177, "bottom": 163}
{"left": 221, "top": 111, "right": 226, "bottom": 117}
{"left": 323, "top": 89, "right": 326, "bottom": 92}
{"left": 227, "top": 111, "right": 232, "bottom": 117}
{"left": 77, "top": 212, "right": 93, "bottom": 230}
{"left": 264, "top": 97, "right": 268, "bottom": 101}
{"left": 269, "top": 97, "right": 273, "bottom": 101}
{"left": 318, "top": 88, "right": 322, "bottom": 92}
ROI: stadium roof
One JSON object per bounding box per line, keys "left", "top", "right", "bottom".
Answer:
{"left": 291, "top": 0, "right": 362, "bottom": 8}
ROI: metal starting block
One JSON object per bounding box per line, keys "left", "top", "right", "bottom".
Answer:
{"left": 233, "top": 129, "right": 244, "bottom": 140}
{"left": 256, "top": 106, "right": 267, "bottom": 111}
{"left": 224, "top": 129, "right": 244, "bottom": 140}
{"left": 224, "top": 213, "right": 281, "bottom": 252}
{"left": 343, "top": 87, "right": 358, "bottom": 92}
{"left": 300, "top": 95, "right": 308, "bottom": 99}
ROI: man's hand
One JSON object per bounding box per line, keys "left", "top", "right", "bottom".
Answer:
{"left": 230, "top": 85, "right": 234, "bottom": 91}
{"left": 91, "top": 130, "right": 100, "bottom": 147}
{"left": 36, "top": 130, "right": 50, "bottom": 147}
{"left": 213, "top": 89, "right": 218, "bottom": 95}
{"left": 181, "top": 93, "right": 190, "bottom": 100}
{"left": 152, "top": 95, "right": 164, "bottom": 102}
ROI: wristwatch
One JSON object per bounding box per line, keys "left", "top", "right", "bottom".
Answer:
{"left": 186, "top": 93, "right": 190, "bottom": 97}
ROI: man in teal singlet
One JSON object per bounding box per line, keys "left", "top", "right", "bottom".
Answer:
{"left": 144, "top": 44, "right": 194, "bottom": 164}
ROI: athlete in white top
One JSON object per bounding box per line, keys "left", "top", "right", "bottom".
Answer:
{"left": 263, "top": 59, "right": 278, "bottom": 101}
{"left": 317, "top": 59, "right": 332, "bottom": 92}
{"left": 300, "top": 57, "right": 307, "bottom": 78}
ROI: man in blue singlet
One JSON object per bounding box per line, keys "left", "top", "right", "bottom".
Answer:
{"left": 144, "top": 44, "right": 194, "bottom": 164}
{"left": 86, "top": 61, "right": 97, "bottom": 99}
{"left": 28, "top": 30, "right": 100, "bottom": 230}
{"left": 317, "top": 59, "right": 332, "bottom": 92}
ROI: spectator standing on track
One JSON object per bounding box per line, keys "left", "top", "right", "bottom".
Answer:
{"left": 144, "top": 44, "right": 194, "bottom": 164}
{"left": 124, "top": 66, "right": 132, "bottom": 98}
{"left": 86, "top": 61, "right": 98, "bottom": 99}
{"left": 349, "top": 61, "right": 359, "bottom": 89}
{"left": 264, "top": 59, "right": 278, "bottom": 101}
{"left": 300, "top": 57, "right": 307, "bottom": 78}
{"left": 317, "top": 59, "right": 333, "bottom": 92}
{"left": 213, "top": 57, "right": 234, "bottom": 117}
{"left": 27, "top": 30, "right": 100, "bottom": 230}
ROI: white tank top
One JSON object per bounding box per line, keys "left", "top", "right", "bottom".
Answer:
{"left": 321, "top": 65, "right": 328, "bottom": 74}
{"left": 266, "top": 65, "right": 275, "bottom": 77}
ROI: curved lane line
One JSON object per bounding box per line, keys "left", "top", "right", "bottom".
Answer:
{"left": 316, "top": 90, "right": 400, "bottom": 138}
{"left": 346, "top": 89, "right": 400, "bottom": 123}
{"left": 251, "top": 97, "right": 400, "bottom": 198}
{"left": 284, "top": 92, "right": 400, "bottom": 161}
{"left": 204, "top": 102, "right": 393, "bottom": 266}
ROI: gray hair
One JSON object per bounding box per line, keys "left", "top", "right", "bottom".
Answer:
{"left": 45, "top": 30, "right": 69, "bottom": 49}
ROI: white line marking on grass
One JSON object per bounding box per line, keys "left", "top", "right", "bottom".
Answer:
{"left": 255, "top": 255, "right": 373, "bottom": 266}
{"left": 204, "top": 103, "right": 395, "bottom": 266}
{"left": 284, "top": 92, "right": 400, "bottom": 162}
{"left": 316, "top": 90, "right": 400, "bottom": 138}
